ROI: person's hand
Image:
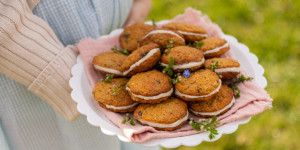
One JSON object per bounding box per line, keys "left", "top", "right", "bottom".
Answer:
{"left": 124, "top": 0, "right": 152, "bottom": 27}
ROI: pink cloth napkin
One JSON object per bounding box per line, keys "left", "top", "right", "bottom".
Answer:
{"left": 77, "top": 8, "right": 272, "bottom": 143}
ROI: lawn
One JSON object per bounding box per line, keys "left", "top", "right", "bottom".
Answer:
{"left": 148, "top": 0, "right": 300, "bottom": 149}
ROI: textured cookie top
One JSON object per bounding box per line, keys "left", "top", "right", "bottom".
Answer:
{"left": 189, "top": 85, "right": 234, "bottom": 112}
{"left": 139, "top": 29, "right": 185, "bottom": 48}
{"left": 120, "top": 23, "right": 156, "bottom": 52}
{"left": 200, "top": 37, "right": 227, "bottom": 51}
{"left": 121, "top": 43, "right": 160, "bottom": 71}
{"left": 92, "top": 52, "right": 127, "bottom": 70}
{"left": 92, "top": 78, "right": 134, "bottom": 106}
{"left": 134, "top": 97, "right": 187, "bottom": 124}
{"left": 163, "top": 22, "right": 207, "bottom": 34}
{"left": 204, "top": 58, "right": 240, "bottom": 69}
{"left": 175, "top": 69, "right": 221, "bottom": 95}
{"left": 161, "top": 46, "right": 204, "bottom": 65}
{"left": 127, "top": 70, "right": 172, "bottom": 96}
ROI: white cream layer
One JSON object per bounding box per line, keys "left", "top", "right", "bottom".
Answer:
{"left": 204, "top": 43, "right": 229, "bottom": 55}
{"left": 177, "top": 31, "right": 208, "bottom": 38}
{"left": 160, "top": 58, "right": 205, "bottom": 70}
{"left": 123, "top": 48, "right": 160, "bottom": 75}
{"left": 189, "top": 97, "right": 235, "bottom": 116}
{"left": 94, "top": 65, "right": 123, "bottom": 76}
{"left": 126, "top": 87, "right": 173, "bottom": 100}
{"left": 142, "top": 30, "right": 185, "bottom": 42}
{"left": 215, "top": 67, "right": 240, "bottom": 73}
{"left": 175, "top": 79, "right": 222, "bottom": 98}
{"left": 136, "top": 111, "right": 189, "bottom": 128}
{"left": 103, "top": 102, "right": 139, "bottom": 110}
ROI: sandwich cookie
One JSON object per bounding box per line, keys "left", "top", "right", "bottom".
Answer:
{"left": 134, "top": 97, "right": 188, "bottom": 131}
{"left": 121, "top": 43, "right": 161, "bottom": 77}
{"left": 160, "top": 46, "right": 205, "bottom": 73}
{"left": 120, "top": 23, "right": 156, "bottom": 52}
{"left": 92, "top": 78, "right": 138, "bottom": 113}
{"left": 205, "top": 58, "right": 240, "bottom": 80}
{"left": 189, "top": 85, "right": 235, "bottom": 117}
{"left": 162, "top": 22, "right": 207, "bottom": 42}
{"left": 139, "top": 29, "right": 185, "bottom": 48}
{"left": 92, "top": 52, "right": 127, "bottom": 77}
{"left": 175, "top": 69, "right": 222, "bottom": 101}
{"left": 199, "top": 37, "right": 230, "bottom": 58}
{"left": 126, "top": 70, "right": 173, "bottom": 103}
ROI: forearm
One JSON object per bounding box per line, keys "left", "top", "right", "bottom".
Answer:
{"left": 124, "top": 0, "right": 152, "bottom": 26}
{"left": 0, "top": 0, "right": 79, "bottom": 121}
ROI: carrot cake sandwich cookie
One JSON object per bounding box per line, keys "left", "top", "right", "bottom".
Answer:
{"left": 92, "top": 78, "right": 138, "bottom": 113}
{"left": 121, "top": 43, "right": 161, "bottom": 77}
{"left": 139, "top": 28, "right": 185, "bottom": 48}
{"left": 205, "top": 58, "right": 240, "bottom": 80}
{"left": 120, "top": 23, "right": 156, "bottom": 52}
{"left": 126, "top": 70, "right": 173, "bottom": 103}
{"left": 160, "top": 46, "right": 205, "bottom": 73}
{"left": 189, "top": 85, "right": 235, "bottom": 117}
{"left": 162, "top": 22, "right": 207, "bottom": 42}
{"left": 175, "top": 69, "right": 222, "bottom": 101}
{"left": 199, "top": 37, "right": 230, "bottom": 58}
{"left": 92, "top": 52, "right": 127, "bottom": 77}
{"left": 134, "top": 97, "right": 188, "bottom": 131}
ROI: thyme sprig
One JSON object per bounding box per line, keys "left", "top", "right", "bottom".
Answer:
{"left": 162, "top": 57, "right": 174, "bottom": 76}
{"left": 151, "top": 18, "right": 156, "bottom": 27}
{"left": 164, "top": 39, "right": 174, "bottom": 55}
{"left": 111, "top": 45, "right": 130, "bottom": 55}
{"left": 228, "top": 75, "right": 253, "bottom": 98}
{"left": 103, "top": 74, "right": 114, "bottom": 83}
{"left": 194, "top": 41, "right": 204, "bottom": 49}
{"left": 189, "top": 116, "right": 220, "bottom": 140}
{"left": 112, "top": 83, "right": 126, "bottom": 97}
{"left": 169, "top": 73, "right": 181, "bottom": 84}
{"left": 210, "top": 61, "right": 220, "bottom": 72}
{"left": 122, "top": 113, "right": 135, "bottom": 126}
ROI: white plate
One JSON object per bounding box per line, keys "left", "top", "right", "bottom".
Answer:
{"left": 69, "top": 24, "right": 267, "bottom": 148}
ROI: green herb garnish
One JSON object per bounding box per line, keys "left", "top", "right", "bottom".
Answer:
{"left": 228, "top": 75, "right": 253, "bottom": 98}
{"left": 162, "top": 57, "right": 174, "bottom": 76}
{"left": 189, "top": 116, "right": 220, "bottom": 140}
{"left": 112, "top": 83, "right": 126, "bottom": 97}
{"left": 194, "top": 41, "right": 204, "bottom": 49}
{"left": 151, "top": 18, "right": 156, "bottom": 27}
{"left": 103, "top": 74, "right": 114, "bottom": 83}
{"left": 210, "top": 61, "right": 220, "bottom": 72}
{"left": 122, "top": 113, "right": 135, "bottom": 126}
{"left": 164, "top": 39, "right": 174, "bottom": 55}
{"left": 187, "top": 43, "right": 193, "bottom": 47}
{"left": 169, "top": 73, "right": 181, "bottom": 84}
{"left": 111, "top": 45, "right": 130, "bottom": 55}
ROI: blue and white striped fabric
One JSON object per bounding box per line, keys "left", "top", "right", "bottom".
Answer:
{"left": 1, "top": 0, "right": 158, "bottom": 150}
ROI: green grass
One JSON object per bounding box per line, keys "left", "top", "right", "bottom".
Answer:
{"left": 148, "top": 0, "right": 300, "bottom": 149}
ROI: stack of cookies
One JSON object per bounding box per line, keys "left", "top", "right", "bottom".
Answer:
{"left": 92, "top": 22, "right": 241, "bottom": 131}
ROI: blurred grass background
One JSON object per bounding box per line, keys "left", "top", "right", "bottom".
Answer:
{"left": 148, "top": 0, "right": 300, "bottom": 149}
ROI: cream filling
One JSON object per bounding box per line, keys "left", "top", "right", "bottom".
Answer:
{"left": 103, "top": 102, "right": 139, "bottom": 110}
{"left": 175, "top": 79, "right": 222, "bottom": 98}
{"left": 126, "top": 87, "right": 173, "bottom": 100}
{"left": 177, "top": 31, "right": 207, "bottom": 37}
{"left": 94, "top": 65, "right": 123, "bottom": 76}
{"left": 136, "top": 111, "right": 189, "bottom": 128}
{"left": 204, "top": 43, "right": 229, "bottom": 55}
{"left": 189, "top": 97, "right": 235, "bottom": 116}
{"left": 123, "top": 48, "right": 160, "bottom": 75}
{"left": 215, "top": 67, "right": 240, "bottom": 73}
{"left": 160, "top": 58, "right": 205, "bottom": 70}
{"left": 142, "top": 30, "right": 185, "bottom": 42}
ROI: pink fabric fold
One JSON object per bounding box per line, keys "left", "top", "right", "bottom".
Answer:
{"left": 77, "top": 7, "right": 272, "bottom": 143}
